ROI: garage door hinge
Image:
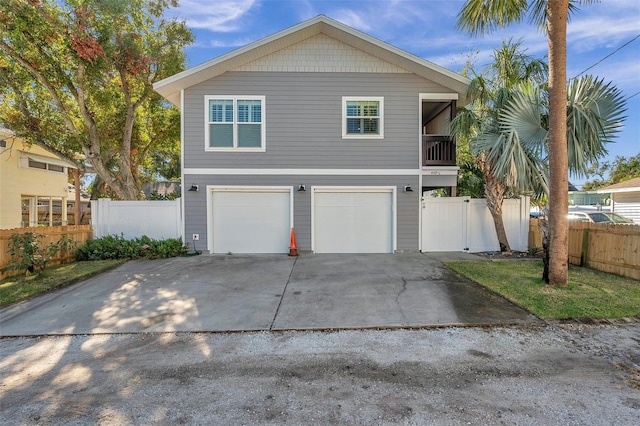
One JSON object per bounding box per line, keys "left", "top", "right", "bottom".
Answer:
{"left": 464, "top": 199, "right": 470, "bottom": 203}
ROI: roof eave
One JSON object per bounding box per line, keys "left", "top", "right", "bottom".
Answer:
{"left": 598, "top": 187, "right": 640, "bottom": 194}
{"left": 154, "top": 17, "right": 328, "bottom": 106}
{"left": 154, "top": 15, "right": 470, "bottom": 107}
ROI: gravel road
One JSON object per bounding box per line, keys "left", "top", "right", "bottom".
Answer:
{"left": 1, "top": 324, "right": 639, "bottom": 425}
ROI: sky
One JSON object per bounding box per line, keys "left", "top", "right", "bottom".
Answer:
{"left": 168, "top": 0, "right": 640, "bottom": 188}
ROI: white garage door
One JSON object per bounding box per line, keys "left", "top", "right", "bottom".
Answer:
{"left": 314, "top": 189, "right": 394, "bottom": 253}
{"left": 211, "top": 189, "right": 291, "bottom": 254}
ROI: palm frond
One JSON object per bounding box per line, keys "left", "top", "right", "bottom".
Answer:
{"left": 529, "top": 0, "right": 601, "bottom": 30}
{"left": 528, "top": 0, "right": 547, "bottom": 29}
{"left": 451, "top": 108, "right": 482, "bottom": 140}
{"left": 466, "top": 73, "right": 492, "bottom": 105}
{"left": 566, "top": 75, "right": 627, "bottom": 177}
{"left": 498, "top": 84, "right": 548, "bottom": 153}
{"left": 456, "top": 0, "right": 529, "bottom": 36}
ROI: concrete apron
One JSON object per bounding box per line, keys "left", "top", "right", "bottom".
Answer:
{"left": 0, "top": 254, "right": 539, "bottom": 336}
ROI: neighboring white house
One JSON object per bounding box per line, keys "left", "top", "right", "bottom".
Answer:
{"left": 597, "top": 177, "right": 640, "bottom": 224}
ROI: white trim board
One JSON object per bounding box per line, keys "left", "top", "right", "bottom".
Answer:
{"left": 185, "top": 168, "right": 420, "bottom": 176}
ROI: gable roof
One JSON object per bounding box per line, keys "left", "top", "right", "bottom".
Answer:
{"left": 154, "top": 15, "right": 470, "bottom": 107}
{"left": 0, "top": 127, "right": 77, "bottom": 169}
{"left": 596, "top": 177, "right": 640, "bottom": 193}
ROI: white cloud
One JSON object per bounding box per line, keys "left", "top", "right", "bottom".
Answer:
{"left": 332, "top": 9, "right": 373, "bottom": 32}
{"left": 174, "top": 0, "right": 256, "bottom": 32}
{"left": 292, "top": 0, "right": 317, "bottom": 21}
{"left": 186, "top": 37, "right": 258, "bottom": 50}
{"left": 568, "top": 17, "right": 640, "bottom": 51}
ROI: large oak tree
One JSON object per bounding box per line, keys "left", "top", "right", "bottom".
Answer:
{"left": 0, "top": 0, "right": 192, "bottom": 199}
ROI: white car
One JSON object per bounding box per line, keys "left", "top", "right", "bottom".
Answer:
{"left": 567, "top": 211, "right": 635, "bottom": 224}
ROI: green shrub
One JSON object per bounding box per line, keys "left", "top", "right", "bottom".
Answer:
{"left": 76, "top": 235, "right": 187, "bottom": 261}
{"left": 2, "top": 232, "right": 77, "bottom": 275}
{"left": 148, "top": 190, "right": 180, "bottom": 200}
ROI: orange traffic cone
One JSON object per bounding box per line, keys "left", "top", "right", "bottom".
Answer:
{"left": 288, "top": 227, "right": 299, "bottom": 257}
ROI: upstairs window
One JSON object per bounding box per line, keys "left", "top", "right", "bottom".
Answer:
{"left": 19, "top": 153, "right": 68, "bottom": 174}
{"left": 342, "top": 97, "right": 384, "bottom": 139}
{"left": 205, "top": 96, "right": 265, "bottom": 151}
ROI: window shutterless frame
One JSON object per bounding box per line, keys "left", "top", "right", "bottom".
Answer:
{"left": 204, "top": 95, "right": 266, "bottom": 152}
{"left": 342, "top": 96, "right": 384, "bottom": 139}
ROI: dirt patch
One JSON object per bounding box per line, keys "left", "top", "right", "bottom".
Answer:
{"left": 1, "top": 325, "right": 638, "bottom": 425}
{"left": 475, "top": 251, "right": 542, "bottom": 260}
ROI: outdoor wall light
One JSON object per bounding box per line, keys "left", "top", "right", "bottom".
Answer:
{"left": 298, "top": 184, "right": 306, "bottom": 192}
{"left": 189, "top": 184, "right": 199, "bottom": 192}
{"left": 404, "top": 185, "right": 414, "bottom": 192}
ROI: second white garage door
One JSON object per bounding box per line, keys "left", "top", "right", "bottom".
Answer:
{"left": 210, "top": 188, "right": 291, "bottom": 254}
{"left": 313, "top": 188, "right": 395, "bottom": 253}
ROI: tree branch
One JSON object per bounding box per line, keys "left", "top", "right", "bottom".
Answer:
{"left": 0, "top": 40, "right": 78, "bottom": 134}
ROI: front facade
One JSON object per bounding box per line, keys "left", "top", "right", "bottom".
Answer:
{"left": 154, "top": 16, "right": 469, "bottom": 253}
{"left": 0, "top": 129, "right": 77, "bottom": 229}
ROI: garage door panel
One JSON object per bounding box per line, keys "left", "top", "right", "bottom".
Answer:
{"left": 314, "top": 191, "right": 393, "bottom": 254}
{"left": 212, "top": 191, "right": 290, "bottom": 254}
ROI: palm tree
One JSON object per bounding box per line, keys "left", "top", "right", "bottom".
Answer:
{"left": 485, "top": 75, "right": 626, "bottom": 279}
{"left": 452, "top": 39, "right": 547, "bottom": 252}
{"left": 457, "top": 0, "right": 596, "bottom": 286}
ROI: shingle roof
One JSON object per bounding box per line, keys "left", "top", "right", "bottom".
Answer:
{"left": 596, "top": 177, "right": 640, "bottom": 193}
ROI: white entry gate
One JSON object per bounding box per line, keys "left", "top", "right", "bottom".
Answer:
{"left": 422, "top": 196, "right": 530, "bottom": 252}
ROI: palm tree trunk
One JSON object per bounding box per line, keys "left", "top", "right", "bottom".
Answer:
{"left": 484, "top": 163, "right": 511, "bottom": 253}
{"left": 546, "top": 0, "right": 569, "bottom": 286}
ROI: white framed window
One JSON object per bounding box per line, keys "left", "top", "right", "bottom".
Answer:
{"left": 19, "top": 153, "right": 68, "bottom": 174}
{"left": 205, "top": 95, "right": 266, "bottom": 151}
{"left": 342, "top": 96, "right": 384, "bottom": 139}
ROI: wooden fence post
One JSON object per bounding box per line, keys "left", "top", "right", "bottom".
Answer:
{"left": 580, "top": 229, "right": 589, "bottom": 267}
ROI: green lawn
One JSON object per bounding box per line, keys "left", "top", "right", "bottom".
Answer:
{"left": 446, "top": 260, "right": 640, "bottom": 320}
{"left": 0, "top": 260, "right": 125, "bottom": 308}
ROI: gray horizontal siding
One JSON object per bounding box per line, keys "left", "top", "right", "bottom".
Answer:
{"left": 184, "top": 72, "right": 450, "bottom": 169}
{"left": 184, "top": 174, "right": 420, "bottom": 253}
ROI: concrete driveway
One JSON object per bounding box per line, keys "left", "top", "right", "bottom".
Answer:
{"left": 0, "top": 253, "right": 539, "bottom": 336}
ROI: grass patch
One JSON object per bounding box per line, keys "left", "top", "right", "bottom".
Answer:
{"left": 446, "top": 260, "right": 640, "bottom": 320}
{"left": 0, "top": 260, "right": 125, "bottom": 308}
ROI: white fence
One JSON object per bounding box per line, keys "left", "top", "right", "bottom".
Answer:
{"left": 422, "top": 196, "right": 530, "bottom": 252}
{"left": 91, "top": 198, "right": 182, "bottom": 240}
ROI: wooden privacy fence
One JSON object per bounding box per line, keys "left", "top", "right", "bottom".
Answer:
{"left": 0, "top": 225, "right": 93, "bottom": 280}
{"left": 529, "top": 219, "right": 640, "bottom": 280}
{"left": 528, "top": 218, "right": 545, "bottom": 250}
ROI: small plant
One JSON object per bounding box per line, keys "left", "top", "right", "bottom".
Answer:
{"left": 2, "top": 232, "right": 77, "bottom": 275}
{"left": 527, "top": 246, "right": 541, "bottom": 257}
